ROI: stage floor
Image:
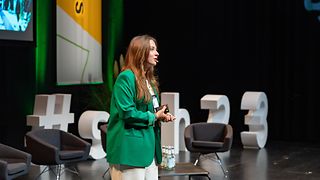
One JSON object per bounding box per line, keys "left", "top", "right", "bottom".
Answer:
{"left": 16, "top": 140, "right": 320, "bottom": 180}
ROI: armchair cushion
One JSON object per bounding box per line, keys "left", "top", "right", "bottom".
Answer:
{"left": 7, "top": 162, "right": 26, "bottom": 175}
{"left": 59, "top": 150, "right": 86, "bottom": 160}
{"left": 192, "top": 141, "right": 224, "bottom": 148}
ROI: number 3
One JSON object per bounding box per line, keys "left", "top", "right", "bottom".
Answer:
{"left": 240, "top": 91, "right": 268, "bottom": 149}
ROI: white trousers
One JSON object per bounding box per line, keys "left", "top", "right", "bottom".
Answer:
{"left": 110, "top": 159, "right": 158, "bottom": 180}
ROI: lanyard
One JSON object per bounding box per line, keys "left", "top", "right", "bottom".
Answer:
{"left": 146, "top": 80, "right": 159, "bottom": 111}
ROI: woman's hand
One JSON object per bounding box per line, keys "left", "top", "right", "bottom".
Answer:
{"left": 155, "top": 105, "right": 176, "bottom": 122}
{"left": 164, "top": 112, "right": 176, "bottom": 122}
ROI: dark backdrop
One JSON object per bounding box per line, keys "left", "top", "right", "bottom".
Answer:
{"left": 124, "top": 0, "right": 320, "bottom": 143}
{"left": 1, "top": 0, "right": 320, "bottom": 150}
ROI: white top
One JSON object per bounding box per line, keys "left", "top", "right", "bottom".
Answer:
{"left": 146, "top": 80, "right": 159, "bottom": 110}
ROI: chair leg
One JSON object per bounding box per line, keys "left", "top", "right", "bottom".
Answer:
{"left": 35, "top": 164, "right": 81, "bottom": 180}
{"left": 35, "top": 166, "right": 49, "bottom": 180}
{"left": 54, "top": 164, "right": 81, "bottom": 179}
{"left": 48, "top": 164, "right": 62, "bottom": 180}
{"left": 215, "top": 153, "right": 228, "bottom": 178}
{"left": 57, "top": 164, "right": 62, "bottom": 180}
{"left": 64, "top": 166, "right": 80, "bottom": 176}
{"left": 102, "top": 167, "right": 109, "bottom": 177}
{"left": 43, "top": 165, "right": 62, "bottom": 180}
{"left": 193, "top": 153, "right": 202, "bottom": 165}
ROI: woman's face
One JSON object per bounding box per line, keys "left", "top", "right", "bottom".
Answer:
{"left": 146, "top": 40, "right": 159, "bottom": 67}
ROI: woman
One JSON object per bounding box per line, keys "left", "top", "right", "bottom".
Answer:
{"left": 107, "top": 34, "right": 175, "bottom": 179}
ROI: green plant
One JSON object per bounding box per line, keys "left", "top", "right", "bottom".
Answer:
{"left": 86, "top": 83, "right": 111, "bottom": 112}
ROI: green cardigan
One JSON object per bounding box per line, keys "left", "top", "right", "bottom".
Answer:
{"left": 106, "top": 69, "right": 162, "bottom": 167}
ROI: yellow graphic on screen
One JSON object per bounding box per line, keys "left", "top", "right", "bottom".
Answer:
{"left": 56, "top": 0, "right": 102, "bottom": 85}
{"left": 57, "top": 0, "right": 101, "bottom": 44}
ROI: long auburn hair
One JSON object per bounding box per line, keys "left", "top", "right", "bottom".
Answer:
{"left": 122, "top": 35, "right": 159, "bottom": 103}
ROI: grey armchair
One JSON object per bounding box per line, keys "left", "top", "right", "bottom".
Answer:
{"left": 184, "top": 122, "right": 233, "bottom": 177}
{"left": 25, "top": 128, "right": 91, "bottom": 180}
{"left": 0, "top": 143, "right": 32, "bottom": 180}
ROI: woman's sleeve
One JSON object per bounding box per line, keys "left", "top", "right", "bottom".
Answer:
{"left": 113, "top": 72, "right": 156, "bottom": 127}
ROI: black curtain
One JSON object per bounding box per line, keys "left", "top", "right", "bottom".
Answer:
{"left": 124, "top": 0, "right": 320, "bottom": 143}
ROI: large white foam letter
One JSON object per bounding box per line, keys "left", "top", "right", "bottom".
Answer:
{"left": 26, "top": 94, "right": 74, "bottom": 131}
{"left": 240, "top": 91, "right": 268, "bottom": 149}
{"left": 161, "top": 92, "right": 190, "bottom": 154}
{"left": 78, "top": 110, "right": 109, "bottom": 159}
{"left": 200, "top": 94, "right": 230, "bottom": 124}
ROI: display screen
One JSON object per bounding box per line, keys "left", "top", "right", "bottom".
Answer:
{"left": 56, "top": 0, "right": 103, "bottom": 85}
{"left": 0, "top": 0, "right": 34, "bottom": 44}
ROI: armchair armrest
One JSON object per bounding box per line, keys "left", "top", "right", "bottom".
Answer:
{"left": 25, "top": 135, "right": 58, "bottom": 164}
{"left": 0, "top": 159, "right": 8, "bottom": 180}
{"left": 184, "top": 125, "right": 194, "bottom": 150}
{"left": 0, "top": 144, "right": 31, "bottom": 163}
{"left": 223, "top": 124, "right": 233, "bottom": 150}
